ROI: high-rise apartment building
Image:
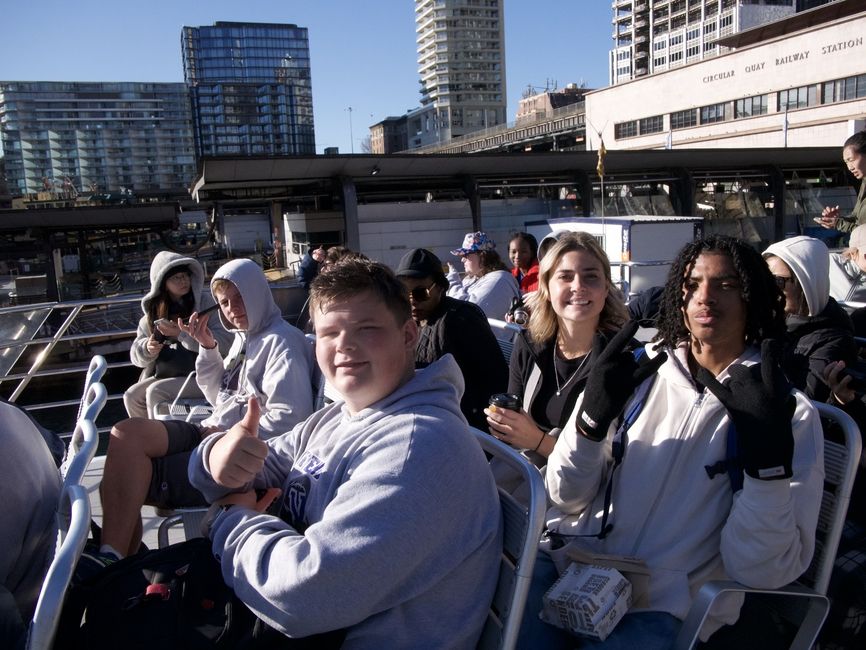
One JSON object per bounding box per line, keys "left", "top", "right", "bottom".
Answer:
{"left": 410, "top": 0, "right": 506, "bottom": 149}
{"left": 0, "top": 81, "right": 195, "bottom": 197}
{"left": 608, "top": 1, "right": 834, "bottom": 85}
{"left": 181, "top": 21, "right": 315, "bottom": 158}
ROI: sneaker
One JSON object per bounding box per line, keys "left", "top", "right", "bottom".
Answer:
{"left": 74, "top": 545, "right": 119, "bottom": 584}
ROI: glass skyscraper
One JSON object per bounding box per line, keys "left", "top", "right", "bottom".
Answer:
{"left": 0, "top": 81, "right": 195, "bottom": 197}
{"left": 181, "top": 21, "right": 315, "bottom": 158}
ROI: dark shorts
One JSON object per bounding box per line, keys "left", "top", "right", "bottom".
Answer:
{"left": 146, "top": 420, "right": 208, "bottom": 509}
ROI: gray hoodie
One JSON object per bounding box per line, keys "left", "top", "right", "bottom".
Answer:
{"left": 0, "top": 402, "right": 61, "bottom": 646}
{"left": 196, "top": 259, "right": 316, "bottom": 438}
{"left": 130, "top": 250, "right": 230, "bottom": 371}
{"left": 190, "top": 355, "right": 502, "bottom": 649}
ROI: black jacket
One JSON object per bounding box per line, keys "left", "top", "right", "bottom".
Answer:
{"left": 784, "top": 297, "right": 857, "bottom": 402}
{"left": 414, "top": 296, "right": 507, "bottom": 430}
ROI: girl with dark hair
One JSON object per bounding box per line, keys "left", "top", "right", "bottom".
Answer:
{"left": 509, "top": 231, "right": 540, "bottom": 294}
{"left": 124, "top": 251, "right": 229, "bottom": 418}
{"left": 817, "top": 130, "right": 866, "bottom": 232}
{"left": 446, "top": 231, "right": 520, "bottom": 320}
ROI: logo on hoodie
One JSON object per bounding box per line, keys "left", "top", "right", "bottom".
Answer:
{"left": 283, "top": 475, "right": 310, "bottom": 532}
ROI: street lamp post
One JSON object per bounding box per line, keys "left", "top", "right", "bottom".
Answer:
{"left": 346, "top": 106, "right": 354, "bottom": 153}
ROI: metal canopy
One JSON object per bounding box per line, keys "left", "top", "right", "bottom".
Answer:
{"left": 191, "top": 148, "right": 844, "bottom": 199}
{"left": 0, "top": 204, "right": 178, "bottom": 232}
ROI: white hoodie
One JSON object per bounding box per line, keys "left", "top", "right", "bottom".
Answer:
{"left": 546, "top": 342, "right": 824, "bottom": 641}
{"left": 195, "top": 259, "right": 316, "bottom": 438}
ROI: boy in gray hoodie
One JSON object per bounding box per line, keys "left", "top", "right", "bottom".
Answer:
{"left": 191, "top": 257, "right": 502, "bottom": 649}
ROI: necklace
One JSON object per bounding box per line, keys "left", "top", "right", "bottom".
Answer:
{"left": 552, "top": 345, "right": 589, "bottom": 397}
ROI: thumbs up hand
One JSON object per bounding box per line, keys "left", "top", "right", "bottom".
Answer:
{"left": 208, "top": 396, "right": 269, "bottom": 488}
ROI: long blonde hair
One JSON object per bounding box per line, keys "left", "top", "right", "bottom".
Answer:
{"left": 526, "top": 231, "right": 628, "bottom": 344}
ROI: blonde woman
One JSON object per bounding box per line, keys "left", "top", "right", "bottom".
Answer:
{"left": 485, "top": 231, "right": 629, "bottom": 466}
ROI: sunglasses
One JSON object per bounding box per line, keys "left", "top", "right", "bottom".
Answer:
{"left": 773, "top": 275, "right": 795, "bottom": 290}
{"left": 408, "top": 283, "right": 437, "bottom": 302}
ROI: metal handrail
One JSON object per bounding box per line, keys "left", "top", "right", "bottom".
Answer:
{"left": 0, "top": 294, "right": 141, "bottom": 435}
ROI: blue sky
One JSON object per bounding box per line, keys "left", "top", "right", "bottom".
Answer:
{"left": 0, "top": 0, "right": 613, "bottom": 154}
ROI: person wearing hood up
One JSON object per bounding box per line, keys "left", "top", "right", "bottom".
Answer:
{"left": 124, "top": 251, "right": 231, "bottom": 419}
{"left": 763, "top": 236, "right": 857, "bottom": 402}
{"left": 93, "top": 259, "right": 316, "bottom": 563}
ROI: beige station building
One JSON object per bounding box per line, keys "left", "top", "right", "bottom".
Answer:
{"left": 588, "top": 1, "right": 866, "bottom": 151}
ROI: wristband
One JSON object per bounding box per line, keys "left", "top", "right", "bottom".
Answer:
{"left": 532, "top": 432, "right": 545, "bottom": 453}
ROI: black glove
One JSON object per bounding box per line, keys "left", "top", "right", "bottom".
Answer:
{"left": 697, "top": 339, "right": 795, "bottom": 481}
{"left": 576, "top": 320, "right": 667, "bottom": 442}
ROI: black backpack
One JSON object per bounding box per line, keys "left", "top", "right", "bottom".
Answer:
{"left": 57, "top": 537, "right": 346, "bottom": 649}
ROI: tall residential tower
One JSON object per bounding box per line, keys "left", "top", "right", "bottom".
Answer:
{"left": 0, "top": 81, "right": 195, "bottom": 197}
{"left": 181, "top": 21, "right": 315, "bottom": 158}
{"left": 409, "top": 0, "right": 506, "bottom": 149}
{"left": 608, "top": 0, "right": 834, "bottom": 85}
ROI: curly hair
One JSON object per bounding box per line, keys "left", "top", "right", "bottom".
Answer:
{"left": 653, "top": 235, "right": 785, "bottom": 347}
{"left": 509, "top": 232, "right": 539, "bottom": 267}
{"left": 526, "top": 231, "right": 628, "bottom": 344}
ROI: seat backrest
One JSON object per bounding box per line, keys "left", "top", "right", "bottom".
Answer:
{"left": 75, "top": 355, "right": 107, "bottom": 421}
{"left": 61, "top": 383, "right": 106, "bottom": 485}
{"left": 26, "top": 483, "right": 91, "bottom": 650}
{"left": 801, "top": 401, "right": 862, "bottom": 595}
{"left": 471, "top": 428, "right": 546, "bottom": 650}
{"left": 487, "top": 318, "right": 523, "bottom": 365}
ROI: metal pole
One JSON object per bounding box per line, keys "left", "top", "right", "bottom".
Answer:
{"left": 347, "top": 106, "right": 354, "bottom": 154}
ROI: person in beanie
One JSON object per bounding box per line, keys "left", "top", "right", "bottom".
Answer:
{"left": 447, "top": 231, "right": 520, "bottom": 320}
{"left": 395, "top": 248, "right": 507, "bottom": 430}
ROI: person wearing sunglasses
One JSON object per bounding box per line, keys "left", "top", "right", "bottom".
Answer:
{"left": 394, "top": 248, "right": 507, "bottom": 430}
{"left": 763, "top": 235, "right": 857, "bottom": 402}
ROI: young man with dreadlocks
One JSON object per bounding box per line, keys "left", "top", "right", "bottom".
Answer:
{"left": 525, "top": 235, "right": 824, "bottom": 648}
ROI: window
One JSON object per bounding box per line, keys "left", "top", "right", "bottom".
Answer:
{"left": 700, "top": 102, "right": 726, "bottom": 124}
{"left": 670, "top": 108, "right": 697, "bottom": 130}
{"left": 654, "top": 56, "right": 666, "bottom": 67}
{"left": 823, "top": 74, "right": 866, "bottom": 104}
{"left": 687, "top": 28, "right": 699, "bottom": 41}
{"left": 686, "top": 44, "right": 700, "bottom": 58}
{"left": 670, "top": 50, "right": 683, "bottom": 63}
{"left": 735, "top": 94, "right": 768, "bottom": 118}
{"left": 778, "top": 85, "right": 818, "bottom": 110}
{"left": 614, "top": 120, "right": 638, "bottom": 139}
{"left": 640, "top": 115, "right": 664, "bottom": 134}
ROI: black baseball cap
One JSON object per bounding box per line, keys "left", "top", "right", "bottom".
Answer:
{"left": 394, "top": 248, "right": 445, "bottom": 279}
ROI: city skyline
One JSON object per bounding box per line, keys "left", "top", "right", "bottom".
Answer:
{"left": 0, "top": 0, "right": 612, "bottom": 155}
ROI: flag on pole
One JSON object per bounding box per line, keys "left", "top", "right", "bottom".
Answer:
{"left": 596, "top": 138, "right": 607, "bottom": 178}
